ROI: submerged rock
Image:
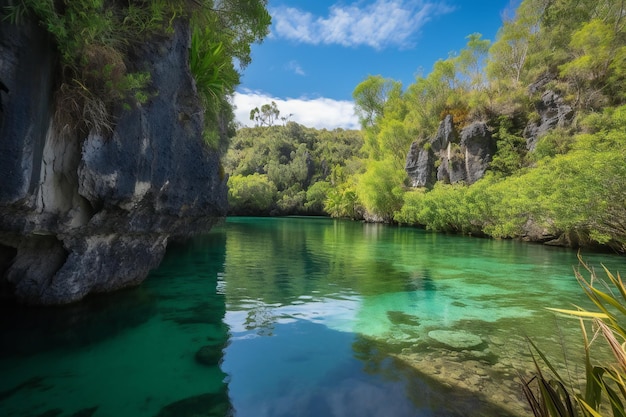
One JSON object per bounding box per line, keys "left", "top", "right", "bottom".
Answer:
{"left": 387, "top": 310, "right": 421, "bottom": 327}
{"left": 428, "top": 330, "right": 484, "bottom": 350}
{"left": 155, "top": 390, "right": 232, "bottom": 417}
{"left": 195, "top": 345, "right": 224, "bottom": 367}
{"left": 0, "top": 17, "right": 227, "bottom": 304}
{"left": 36, "top": 409, "right": 63, "bottom": 417}
{"left": 70, "top": 407, "right": 99, "bottom": 417}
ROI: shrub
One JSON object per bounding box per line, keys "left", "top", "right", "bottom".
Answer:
{"left": 305, "top": 181, "right": 332, "bottom": 214}
{"left": 227, "top": 174, "right": 276, "bottom": 214}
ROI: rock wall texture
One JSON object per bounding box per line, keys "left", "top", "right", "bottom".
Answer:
{"left": 523, "top": 89, "right": 574, "bottom": 150}
{"left": 405, "top": 115, "right": 496, "bottom": 188}
{"left": 0, "top": 18, "right": 227, "bottom": 304}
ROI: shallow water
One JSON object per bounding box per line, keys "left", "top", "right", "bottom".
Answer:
{"left": 0, "top": 217, "right": 623, "bottom": 417}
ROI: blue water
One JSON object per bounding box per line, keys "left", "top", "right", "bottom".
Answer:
{"left": 1, "top": 217, "right": 623, "bottom": 417}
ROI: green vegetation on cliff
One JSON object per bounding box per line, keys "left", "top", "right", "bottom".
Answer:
{"left": 4, "top": 0, "right": 270, "bottom": 150}
{"left": 395, "top": 106, "right": 626, "bottom": 249}
{"left": 224, "top": 0, "right": 625, "bottom": 252}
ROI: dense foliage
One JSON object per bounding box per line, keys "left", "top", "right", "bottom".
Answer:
{"left": 338, "top": 0, "right": 625, "bottom": 252}
{"left": 395, "top": 107, "right": 626, "bottom": 248}
{"left": 224, "top": 123, "right": 363, "bottom": 215}
{"left": 225, "top": 0, "right": 625, "bottom": 251}
{"left": 4, "top": 0, "right": 270, "bottom": 150}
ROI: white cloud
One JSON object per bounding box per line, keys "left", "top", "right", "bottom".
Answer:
{"left": 286, "top": 60, "right": 306, "bottom": 76}
{"left": 271, "top": 0, "right": 454, "bottom": 49}
{"left": 232, "top": 90, "right": 360, "bottom": 130}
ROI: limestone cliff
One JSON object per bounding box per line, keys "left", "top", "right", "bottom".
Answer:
{"left": 405, "top": 115, "right": 496, "bottom": 188}
{"left": 0, "top": 17, "right": 227, "bottom": 304}
{"left": 523, "top": 89, "right": 574, "bottom": 151}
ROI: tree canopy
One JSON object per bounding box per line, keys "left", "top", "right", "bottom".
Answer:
{"left": 223, "top": 0, "right": 626, "bottom": 251}
{"left": 224, "top": 113, "right": 363, "bottom": 216}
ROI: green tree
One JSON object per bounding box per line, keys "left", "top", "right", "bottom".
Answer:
{"left": 487, "top": 0, "right": 545, "bottom": 87}
{"left": 405, "top": 58, "right": 459, "bottom": 141}
{"left": 325, "top": 186, "right": 360, "bottom": 219}
{"left": 376, "top": 119, "right": 412, "bottom": 167}
{"left": 353, "top": 76, "right": 402, "bottom": 129}
{"left": 559, "top": 18, "right": 626, "bottom": 107}
{"left": 228, "top": 173, "right": 277, "bottom": 214}
{"left": 356, "top": 159, "right": 406, "bottom": 221}
{"left": 456, "top": 33, "right": 491, "bottom": 89}
{"left": 305, "top": 181, "right": 332, "bottom": 214}
{"left": 224, "top": 123, "right": 363, "bottom": 216}
{"left": 489, "top": 117, "right": 528, "bottom": 176}
{"left": 250, "top": 101, "right": 281, "bottom": 126}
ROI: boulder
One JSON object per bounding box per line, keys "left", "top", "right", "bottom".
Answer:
{"left": 428, "top": 330, "right": 484, "bottom": 350}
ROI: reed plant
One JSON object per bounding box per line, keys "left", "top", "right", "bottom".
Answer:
{"left": 523, "top": 255, "right": 626, "bottom": 417}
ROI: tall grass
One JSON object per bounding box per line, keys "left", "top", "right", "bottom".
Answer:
{"left": 523, "top": 255, "right": 626, "bottom": 416}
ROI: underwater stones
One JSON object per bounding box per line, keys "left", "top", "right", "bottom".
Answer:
{"left": 36, "top": 410, "right": 62, "bottom": 417}
{"left": 195, "top": 345, "right": 223, "bottom": 367}
{"left": 155, "top": 390, "right": 232, "bottom": 417}
{"left": 386, "top": 310, "right": 421, "bottom": 326}
{"left": 70, "top": 407, "right": 99, "bottom": 417}
{"left": 427, "top": 330, "right": 484, "bottom": 350}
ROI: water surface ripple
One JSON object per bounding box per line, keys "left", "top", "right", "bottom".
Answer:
{"left": 1, "top": 217, "right": 623, "bottom": 417}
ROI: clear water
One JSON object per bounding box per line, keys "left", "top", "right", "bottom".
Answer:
{"left": 1, "top": 217, "right": 624, "bottom": 417}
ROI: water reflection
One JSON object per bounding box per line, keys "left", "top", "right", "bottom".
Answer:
{"left": 219, "top": 217, "right": 624, "bottom": 416}
{"left": 1, "top": 217, "right": 623, "bottom": 417}
{"left": 0, "top": 232, "right": 232, "bottom": 417}
{"left": 353, "top": 334, "right": 518, "bottom": 417}
{"left": 0, "top": 283, "right": 157, "bottom": 359}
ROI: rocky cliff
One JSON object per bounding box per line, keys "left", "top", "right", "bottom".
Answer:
{"left": 0, "top": 18, "right": 227, "bottom": 304}
{"left": 523, "top": 90, "right": 574, "bottom": 150}
{"left": 405, "top": 115, "right": 496, "bottom": 187}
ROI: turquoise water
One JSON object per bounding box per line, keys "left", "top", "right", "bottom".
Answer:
{"left": 1, "top": 217, "right": 624, "bottom": 417}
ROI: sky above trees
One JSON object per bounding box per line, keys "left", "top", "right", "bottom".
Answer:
{"left": 233, "top": 0, "right": 516, "bottom": 129}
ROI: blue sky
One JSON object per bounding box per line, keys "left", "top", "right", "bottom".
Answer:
{"left": 233, "top": 0, "right": 518, "bottom": 129}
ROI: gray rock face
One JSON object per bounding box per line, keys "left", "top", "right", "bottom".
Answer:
{"left": 0, "top": 18, "right": 227, "bottom": 304}
{"left": 524, "top": 90, "right": 573, "bottom": 150}
{"left": 406, "top": 116, "right": 495, "bottom": 187}
{"left": 460, "top": 122, "right": 496, "bottom": 184}
{"left": 430, "top": 114, "right": 457, "bottom": 152}
{"left": 0, "top": 15, "right": 56, "bottom": 203}
{"left": 405, "top": 141, "right": 435, "bottom": 187}
{"left": 406, "top": 115, "right": 457, "bottom": 187}
{"left": 437, "top": 151, "right": 467, "bottom": 184}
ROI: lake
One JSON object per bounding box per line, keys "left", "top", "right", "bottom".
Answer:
{"left": 1, "top": 217, "right": 624, "bottom": 417}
